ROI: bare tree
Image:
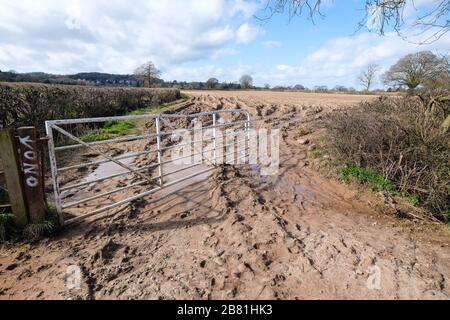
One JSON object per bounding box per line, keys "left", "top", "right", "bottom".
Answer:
{"left": 383, "top": 51, "right": 448, "bottom": 93}
{"left": 206, "top": 78, "right": 219, "bottom": 89}
{"left": 358, "top": 64, "right": 379, "bottom": 91}
{"left": 239, "top": 75, "right": 253, "bottom": 89}
{"left": 314, "top": 85, "right": 328, "bottom": 92}
{"left": 333, "top": 85, "right": 349, "bottom": 92}
{"left": 294, "top": 84, "right": 306, "bottom": 90}
{"left": 261, "top": 0, "right": 450, "bottom": 43}
{"left": 134, "top": 61, "right": 161, "bottom": 88}
{"left": 427, "top": 53, "right": 450, "bottom": 91}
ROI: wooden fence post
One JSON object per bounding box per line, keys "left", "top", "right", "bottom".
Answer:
{"left": 0, "top": 129, "right": 28, "bottom": 226}
{"left": 18, "top": 127, "right": 46, "bottom": 222}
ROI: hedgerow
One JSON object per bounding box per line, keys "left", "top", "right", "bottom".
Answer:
{"left": 0, "top": 82, "right": 180, "bottom": 129}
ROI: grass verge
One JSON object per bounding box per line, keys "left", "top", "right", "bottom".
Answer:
{"left": 340, "top": 165, "right": 422, "bottom": 207}
{"left": 79, "top": 97, "right": 190, "bottom": 142}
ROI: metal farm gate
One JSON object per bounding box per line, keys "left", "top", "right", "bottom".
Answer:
{"left": 45, "top": 110, "right": 251, "bottom": 226}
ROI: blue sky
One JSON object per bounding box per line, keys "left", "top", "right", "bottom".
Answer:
{"left": 0, "top": 0, "right": 449, "bottom": 89}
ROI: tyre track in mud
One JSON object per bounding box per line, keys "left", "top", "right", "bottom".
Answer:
{"left": 1, "top": 91, "right": 449, "bottom": 300}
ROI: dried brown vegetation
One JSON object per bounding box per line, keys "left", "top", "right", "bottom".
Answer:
{"left": 0, "top": 83, "right": 180, "bottom": 129}
{"left": 327, "top": 96, "right": 450, "bottom": 220}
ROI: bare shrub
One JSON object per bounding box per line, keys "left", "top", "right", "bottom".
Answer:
{"left": 327, "top": 96, "right": 449, "bottom": 219}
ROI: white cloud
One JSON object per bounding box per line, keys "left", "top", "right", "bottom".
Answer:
{"left": 162, "top": 31, "right": 450, "bottom": 89}
{"left": 230, "top": 0, "right": 261, "bottom": 18}
{"left": 65, "top": 17, "right": 82, "bottom": 31}
{"left": 164, "top": 64, "right": 253, "bottom": 82}
{"left": 292, "top": 31, "right": 450, "bottom": 88}
{"left": 0, "top": 0, "right": 263, "bottom": 74}
{"left": 236, "top": 23, "right": 265, "bottom": 44}
{"left": 262, "top": 40, "right": 281, "bottom": 48}
{"left": 252, "top": 31, "right": 450, "bottom": 89}
{"left": 1, "top": 0, "right": 449, "bottom": 90}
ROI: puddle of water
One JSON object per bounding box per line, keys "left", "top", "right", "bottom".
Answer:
{"left": 217, "top": 115, "right": 225, "bottom": 125}
{"left": 61, "top": 154, "right": 137, "bottom": 200}
{"left": 84, "top": 155, "right": 136, "bottom": 183}
{"left": 249, "top": 163, "right": 318, "bottom": 210}
{"left": 154, "top": 160, "right": 213, "bottom": 198}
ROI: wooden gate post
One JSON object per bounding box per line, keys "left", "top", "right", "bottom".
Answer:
{"left": 0, "top": 129, "right": 28, "bottom": 226}
{"left": 17, "top": 127, "right": 46, "bottom": 222}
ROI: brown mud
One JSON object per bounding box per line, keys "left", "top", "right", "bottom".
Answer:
{"left": 0, "top": 91, "right": 449, "bottom": 300}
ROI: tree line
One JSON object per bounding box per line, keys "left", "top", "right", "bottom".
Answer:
{"left": 2, "top": 51, "right": 448, "bottom": 93}
{"left": 0, "top": 67, "right": 380, "bottom": 92}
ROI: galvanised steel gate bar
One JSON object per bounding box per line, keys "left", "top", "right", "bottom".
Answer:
{"left": 45, "top": 109, "right": 251, "bottom": 226}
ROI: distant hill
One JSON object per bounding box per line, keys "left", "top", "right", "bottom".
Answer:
{"left": 67, "top": 72, "right": 138, "bottom": 86}
{"left": 0, "top": 71, "right": 139, "bottom": 86}
{"left": 0, "top": 70, "right": 243, "bottom": 90}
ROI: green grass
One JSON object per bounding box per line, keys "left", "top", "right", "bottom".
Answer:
{"left": 103, "top": 120, "right": 136, "bottom": 133}
{"left": 23, "top": 218, "right": 56, "bottom": 241}
{"left": 340, "top": 165, "right": 395, "bottom": 192}
{"left": 406, "top": 194, "right": 420, "bottom": 206}
{"left": 340, "top": 165, "right": 421, "bottom": 206}
{"left": 79, "top": 98, "right": 189, "bottom": 143}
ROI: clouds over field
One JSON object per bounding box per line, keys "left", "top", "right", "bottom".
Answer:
{"left": 257, "top": 31, "right": 450, "bottom": 88}
{"left": 0, "top": 0, "right": 449, "bottom": 88}
{"left": 166, "top": 31, "right": 450, "bottom": 88}
{"left": 0, "top": 0, "right": 262, "bottom": 73}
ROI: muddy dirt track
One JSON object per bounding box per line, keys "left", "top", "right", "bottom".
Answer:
{"left": 1, "top": 91, "right": 449, "bottom": 300}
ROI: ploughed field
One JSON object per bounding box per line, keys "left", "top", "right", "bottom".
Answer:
{"left": 183, "top": 90, "right": 381, "bottom": 107}
{"left": 0, "top": 90, "right": 449, "bottom": 300}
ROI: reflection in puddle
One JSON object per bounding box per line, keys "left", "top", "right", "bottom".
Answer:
{"left": 249, "top": 163, "right": 318, "bottom": 210}
{"left": 84, "top": 155, "right": 136, "bottom": 183}
{"left": 217, "top": 115, "right": 225, "bottom": 125}
{"left": 155, "top": 161, "right": 213, "bottom": 198}
{"left": 61, "top": 154, "right": 137, "bottom": 200}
